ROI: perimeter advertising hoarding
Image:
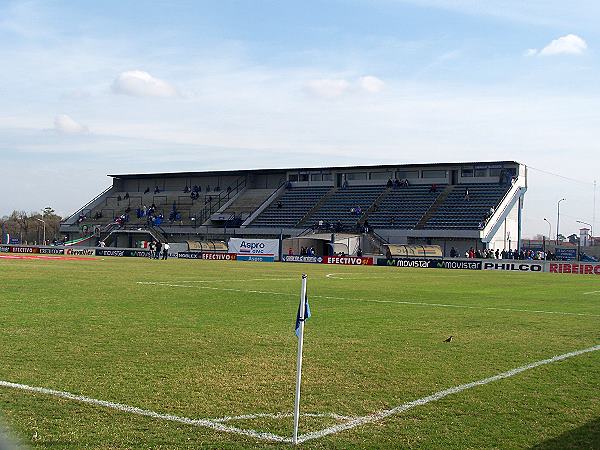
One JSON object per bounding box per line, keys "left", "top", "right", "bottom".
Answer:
{"left": 96, "top": 249, "right": 151, "bottom": 258}
{"left": 323, "top": 256, "right": 373, "bottom": 265}
{"left": 228, "top": 238, "right": 279, "bottom": 262}
{"left": 9, "top": 246, "right": 39, "bottom": 254}
{"left": 481, "top": 261, "right": 543, "bottom": 272}
{"left": 377, "top": 258, "right": 481, "bottom": 270}
{"left": 281, "top": 255, "right": 323, "bottom": 263}
{"left": 39, "top": 247, "right": 65, "bottom": 255}
{"left": 548, "top": 262, "right": 600, "bottom": 275}
{"left": 177, "top": 252, "right": 237, "bottom": 260}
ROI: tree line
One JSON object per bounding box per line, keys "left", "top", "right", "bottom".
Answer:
{"left": 0, "top": 207, "right": 63, "bottom": 245}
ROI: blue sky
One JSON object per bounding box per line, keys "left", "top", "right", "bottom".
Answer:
{"left": 0, "top": 0, "right": 598, "bottom": 237}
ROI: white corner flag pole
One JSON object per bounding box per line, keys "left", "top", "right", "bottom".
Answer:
{"left": 293, "top": 274, "right": 308, "bottom": 445}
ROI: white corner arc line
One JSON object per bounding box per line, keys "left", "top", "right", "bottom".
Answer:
{"left": 0, "top": 381, "right": 291, "bottom": 443}
{"left": 297, "top": 344, "right": 600, "bottom": 443}
{"left": 1, "top": 346, "right": 598, "bottom": 444}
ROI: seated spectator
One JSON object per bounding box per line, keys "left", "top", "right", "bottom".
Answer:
{"left": 430, "top": 183, "right": 437, "bottom": 193}
{"left": 154, "top": 186, "right": 160, "bottom": 194}
{"left": 184, "top": 185, "right": 190, "bottom": 193}
{"left": 386, "top": 178, "right": 393, "bottom": 188}
{"left": 277, "top": 201, "right": 283, "bottom": 209}
{"left": 124, "top": 192, "right": 129, "bottom": 200}
{"left": 144, "top": 187, "right": 150, "bottom": 194}
{"left": 117, "top": 195, "right": 122, "bottom": 202}
{"left": 464, "top": 189, "right": 470, "bottom": 201}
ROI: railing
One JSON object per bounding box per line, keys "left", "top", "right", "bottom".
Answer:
{"left": 196, "top": 177, "right": 247, "bottom": 224}
{"left": 63, "top": 185, "right": 113, "bottom": 225}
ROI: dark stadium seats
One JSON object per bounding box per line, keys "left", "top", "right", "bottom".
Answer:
{"left": 423, "top": 183, "right": 510, "bottom": 229}
{"left": 367, "top": 185, "right": 442, "bottom": 229}
{"left": 251, "top": 186, "right": 332, "bottom": 228}
{"left": 304, "top": 186, "right": 385, "bottom": 227}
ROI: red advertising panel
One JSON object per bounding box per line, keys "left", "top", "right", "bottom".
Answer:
{"left": 548, "top": 263, "right": 600, "bottom": 275}
{"left": 323, "top": 256, "right": 373, "bottom": 265}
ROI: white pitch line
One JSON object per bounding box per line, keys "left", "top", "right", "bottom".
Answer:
{"left": 583, "top": 291, "right": 600, "bottom": 295}
{"left": 139, "top": 281, "right": 600, "bottom": 318}
{"left": 179, "top": 278, "right": 297, "bottom": 283}
{"left": 211, "top": 412, "right": 354, "bottom": 423}
{"left": 297, "top": 344, "right": 600, "bottom": 443}
{"left": 0, "top": 380, "right": 291, "bottom": 443}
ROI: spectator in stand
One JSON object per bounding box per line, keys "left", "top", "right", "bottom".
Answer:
{"left": 464, "top": 189, "right": 470, "bottom": 201}
{"left": 144, "top": 187, "right": 150, "bottom": 194}
{"left": 465, "top": 250, "right": 469, "bottom": 258}
{"left": 124, "top": 192, "right": 129, "bottom": 200}
{"left": 154, "top": 186, "right": 160, "bottom": 194}
{"left": 117, "top": 195, "right": 122, "bottom": 202}
{"left": 430, "top": 183, "right": 438, "bottom": 193}
{"left": 386, "top": 178, "right": 393, "bottom": 188}
{"left": 495, "top": 249, "right": 500, "bottom": 259}
{"left": 450, "top": 247, "right": 457, "bottom": 258}
{"left": 468, "top": 247, "right": 475, "bottom": 258}
{"left": 356, "top": 248, "right": 363, "bottom": 257}
{"left": 288, "top": 247, "right": 293, "bottom": 256}
{"left": 277, "top": 201, "right": 283, "bottom": 209}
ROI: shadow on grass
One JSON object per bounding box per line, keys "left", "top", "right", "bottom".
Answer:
{"left": 530, "top": 417, "right": 600, "bottom": 450}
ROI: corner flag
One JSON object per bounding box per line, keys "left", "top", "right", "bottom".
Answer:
{"left": 293, "top": 274, "right": 310, "bottom": 444}
{"left": 295, "top": 291, "right": 311, "bottom": 337}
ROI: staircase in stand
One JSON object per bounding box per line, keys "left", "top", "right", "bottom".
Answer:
{"left": 414, "top": 185, "right": 454, "bottom": 229}
{"left": 296, "top": 187, "right": 337, "bottom": 228}
{"left": 359, "top": 187, "right": 391, "bottom": 224}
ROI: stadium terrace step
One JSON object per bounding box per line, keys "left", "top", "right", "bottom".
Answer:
{"left": 250, "top": 186, "right": 332, "bottom": 228}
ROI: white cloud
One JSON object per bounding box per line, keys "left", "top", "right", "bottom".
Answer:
{"left": 539, "top": 34, "right": 587, "bottom": 56}
{"left": 524, "top": 48, "right": 538, "bottom": 57}
{"left": 359, "top": 76, "right": 385, "bottom": 93}
{"left": 54, "top": 114, "right": 88, "bottom": 134}
{"left": 111, "top": 70, "right": 178, "bottom": 98}
{"left": 305, "top": 78, "right": 351, "bottom": 98}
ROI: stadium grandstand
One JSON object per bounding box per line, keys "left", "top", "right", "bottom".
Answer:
{"left": 59, "top": 161, "right": 527, "bottom": 257}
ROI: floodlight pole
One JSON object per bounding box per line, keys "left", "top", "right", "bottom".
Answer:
{"left": 35, "top": 218, "right": 46, "bottom": 245}
{"left": 556, "top": 198, "right": 565, "bottom": 245}
{"left": 293, "top": 274, "right": 308, "bottom": 445}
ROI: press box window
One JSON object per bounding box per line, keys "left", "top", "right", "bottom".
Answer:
{"left": 422, "top": 170, "right": 447, "bottom": 179}
{"left": 288, "top": 174, "right": 299, "bottom": 182}
{"left": 474, "top": 168, "right": 488, "bottom": 177}
{"left": 461, "top": 168, "right": 474, "bottom": 177}
{"left": 397, "top": 170, "right": 419, "bottom": 179}
{"left": 346, "top": 172, "right": 367, "bottom": 180}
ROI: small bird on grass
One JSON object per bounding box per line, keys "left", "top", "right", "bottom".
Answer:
{"left": 444, "top": 335, "right": 453, "bottom": 343}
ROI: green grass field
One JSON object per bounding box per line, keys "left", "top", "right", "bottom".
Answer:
{"left": 0, "top": 256, "right": 598, "bottom": 449}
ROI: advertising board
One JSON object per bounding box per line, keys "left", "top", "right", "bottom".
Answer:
{"left": 323, "top": 256, "right": 373, "bottom": 265}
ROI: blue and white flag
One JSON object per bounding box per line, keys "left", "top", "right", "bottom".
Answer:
{"left": 295, "top": 294, "right": 311, "bottom": 337}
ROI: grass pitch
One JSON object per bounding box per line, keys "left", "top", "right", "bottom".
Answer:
{"left": 0, "top": 256, "right": 598, "bottom": 449}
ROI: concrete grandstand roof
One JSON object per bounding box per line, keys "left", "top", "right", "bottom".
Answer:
{"left": 108, "top": 160, "right": 521, "bottom": 179}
